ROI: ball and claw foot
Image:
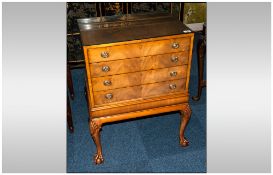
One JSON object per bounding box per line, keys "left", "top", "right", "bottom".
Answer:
{"left": 90, "top": 120, "right": 104, "bottom": 165}
{"left": 192, "top": 96, "right": 200, "bottom": 101}
{"left": 68, "top": 126, "right": 74, "bottom": 133}
{"left": 180, "top": 137, "right": 189, "bottom": 147}
{"left": 93, "top": 154, "right": 104, "bottom": 164}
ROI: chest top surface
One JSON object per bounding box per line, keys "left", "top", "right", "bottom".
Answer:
{"left": 78, "top": 13, "right": 193, "bottom": 46}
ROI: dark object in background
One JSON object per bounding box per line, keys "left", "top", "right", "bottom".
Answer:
{"left": 67, "top": 64, "right": 74, "bottom": 132}
{"left": 192, "top": 23, "right": 206, "bottom": 101}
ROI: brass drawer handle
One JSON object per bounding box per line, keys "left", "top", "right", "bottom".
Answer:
{"left": 171, "top": 56, "right": 179, "bottom": 62}
{"left": 103, "top": 80, "right": 112, "bottom": 86}
{"left": 105, "top": 93, "right": 113, "bottom": 99}
{"left": 169, "top": 84, "right": 177, "bottom": 90}
{"left": 170, "top": 71, "right": 177, "bottom": 77}
{"left": 101, "top": 51, "right": 109, "bottom": 58}
{"left": 102, "top": 65, "right": 110, "bottom": 72}
{"left": 172, "top": 42, "right": 180, "bottom": 49}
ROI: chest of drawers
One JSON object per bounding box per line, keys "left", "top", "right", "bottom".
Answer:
{"left": 78, "top": 13, "right": 194, "bottom": 164}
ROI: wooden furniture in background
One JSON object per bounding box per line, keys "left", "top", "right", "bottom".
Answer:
{"left": 192, "top": 23, "right": 206, "bottom": 101}
{"left": 67, "top": 64, "right": 74, "bottom": 132}
{"left": 78, "top": 13, "right": 194, "bottom": 164}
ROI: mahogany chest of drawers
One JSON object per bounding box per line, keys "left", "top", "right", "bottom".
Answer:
{"left": 78, "top": 13, "right": 194, "bottom": 164}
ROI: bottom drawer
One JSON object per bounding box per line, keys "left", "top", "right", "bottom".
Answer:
{"left": 93, "top": 79, "right": 186, "bottom": 105}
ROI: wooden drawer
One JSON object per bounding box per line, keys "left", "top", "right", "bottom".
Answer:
{"left": 90, "top": 52, "right": 189, "bottom": 77}
{"left": 93, "top": 79, "right": 186, "bottom": 105}
{"left": 141, "top": 79, "right": 186, "bottom": 98}
{"left": 87, "top": 37, "right": 190, "bottom": 63}
{"left": 91, "top": 95, "right": 189, "bottom": 118}
{"left": 92, "top": 65, "right": 187, "bottom": 91}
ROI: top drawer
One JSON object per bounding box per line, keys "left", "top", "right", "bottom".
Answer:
{"left": 87, "top": 37, "right": 191, "bottom": 63}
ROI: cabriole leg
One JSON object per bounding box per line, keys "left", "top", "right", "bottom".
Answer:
{"left": 179, "top": 104, "right": 192, "bottom": 147}
{"left": 90, "top": 120, "right": 104, "bottom": 164}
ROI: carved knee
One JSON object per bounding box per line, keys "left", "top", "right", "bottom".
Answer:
{"left": 181, "top": 104, "right": 192, "bottom": 119}
{"left": 90, "top": 120, "right": 101, "bottom": 136}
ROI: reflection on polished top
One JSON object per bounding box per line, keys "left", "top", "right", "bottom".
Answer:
{"left": 77, "top": 13, "right": 193, "bottom": 46}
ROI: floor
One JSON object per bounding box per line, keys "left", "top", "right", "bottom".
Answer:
{"left": 67, "top": 32, "right": 206, "bottom": 173}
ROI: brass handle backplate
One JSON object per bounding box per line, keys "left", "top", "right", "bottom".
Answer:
{"left": 101, "top": 51, "right": 109, "bottom": 58}
{"left": 102, "top": 65, "right": 110, "bottom": 72}
{"left": 171, "top": 56, "right": 179, "bottom": 62}
{"left": 103, "top": 80, "right": 112, "bottom": 86}
{"left": 172, "top": 42, "right": 180, "bottom": 49}
{"left": 105, "top": 93, "right": 113, "bottom": 99}
{"left": 170, "top": 71, "right": 177, "bottom": 77}
{"left": 169, "top": 84, "right": 177, "bottom": 90}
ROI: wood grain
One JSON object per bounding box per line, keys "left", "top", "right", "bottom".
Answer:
{"left": 92, "top": 65, "right": 187, "bottom": 91}
{"left": 90, "top": 51, "right": 189, "bottom": 77}
{"left": 185, "top": 35, "right": 194, "bottom": 91}
{"left": 92, "top": 91, "right": 188, "bottom": 109}
{"left": 93, "top": 79, "right": 186, "bottom": 105}
{"left": 83, "top": 45, "right": 95, "bottom": 108}
{"left": 141, "top": 79, "right": 186, "bottom": 98}
{"left": 88, "top": 37, "right": 190, "bottom": 63}
{"left": 91, "top": 95, "right": 189, "bottom": 118}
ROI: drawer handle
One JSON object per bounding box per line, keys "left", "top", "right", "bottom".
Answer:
{"left": 172, "top": 42, "right": 180, "bottom": 49}
{"left": 169, "top": 84, "right": 177, "bottom": 90}
{"left": 171, "top": 56, "right": 179, "bottom": 62}
{"left": 105, "top": 93, "right": 113, "bottom": 99}
{"left": 102, "top": 65, "right": 110, "bottom": 72}
{"left": 103, "top": 80, "right": 112, "bottom": 86}
{"left": 101, "top": 51, "right": 109, "bottom": 58}
{"left": 170, "top": 71, "right": 177, "bottom": 77}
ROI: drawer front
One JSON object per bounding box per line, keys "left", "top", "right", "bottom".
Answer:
{"left": 142, "top": 79, "right": 186, "bottom": 98}
{"left": 88, "top": 37, "right": 190, "bottom": 63}
{"left": 92, "top": 66, "right": 187, "bottom": 91}
{"left": 93, "top": 86, "right": 141, "bottom": 105}
{"left": 93, "top": 79, "right": 186, "bottom": 105}
{"left": 90, "top": 52, "right": 189, "bottom": 77}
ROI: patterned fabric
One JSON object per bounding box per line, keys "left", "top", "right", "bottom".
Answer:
{"left": 67, "top": 35, "right": 83, "bottom": 62}
{"left": 67, "top": 3, "right": 97, "bottom": 62}
{"left": 131, "top": 3, "right": 157, "bottom": 13}
{"left": 183, "top": 3, "right": 206, "bottom": 24}
{"left": 67, "top": 3, "right": 97, "bottom": 33}
{"left": 104, "top": 2, "right": 124, "bottom": 16}
{"left": 156, "top": 3, "right": 171, "bottom": 13}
